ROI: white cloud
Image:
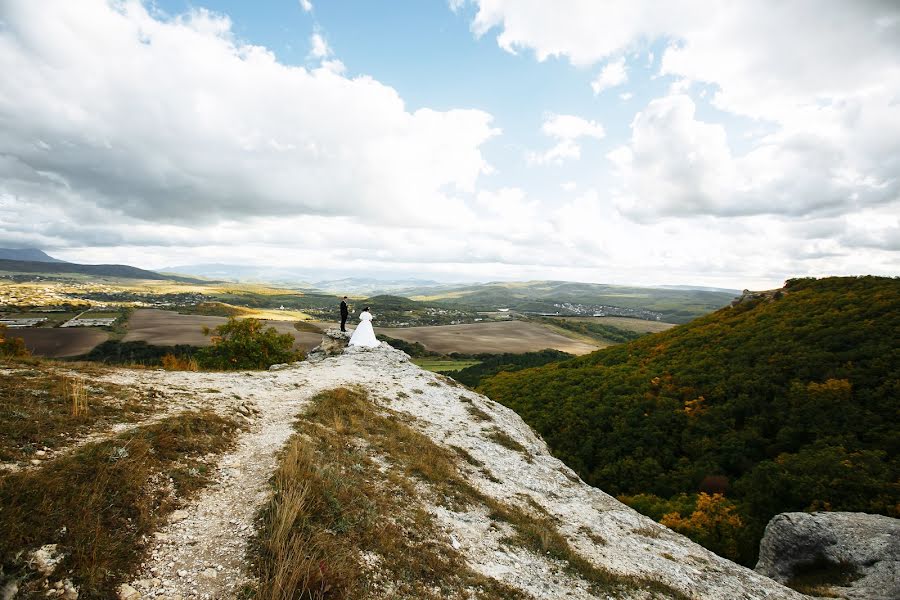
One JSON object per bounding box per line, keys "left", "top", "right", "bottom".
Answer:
{"left": 462, "top": 0, "right": 900, "bottom": 222}
{"left": 619, "top": 92, "right": 633, "bottom": 101}
{"left": 0, "top": 0, "right": 499, "bottom": 232}
{"left": 299, "top": 0, "right": 313, "bottom": 12}
{"left": 309, "top": 32, "right": 331, "bottom": 59}
{"left": 591, "top": 57, "right": 627, "bottom": 94}
{"left": 527, "top": 114, "right": 605, "bottom": 166}
{"left": 561, "top": 181, "right": 577, "bottom": 192}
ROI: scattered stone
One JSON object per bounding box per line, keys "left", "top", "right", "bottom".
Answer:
{"left": 28, "top": 544, "right": 64, "bottom": 576}
{"left": 61, "top": 580, "right": 78, "bottom": 600}
{"left": 169, "top": 510, "right": 189, "bottom": 522}
{"left": 200, "top": 568, "right": 217, "bottom": 580}
{"left": 755, "top": 511, "right": 900, "bottom": 600}
{"left": 35, "top": 450, "right": 47, "bottom": 457}
{"left": 116, "top": 583, "right": 140, "bottom": 600}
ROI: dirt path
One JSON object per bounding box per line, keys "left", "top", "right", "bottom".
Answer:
{"left": 115, "top": 360, "right": 376, "bottom": 599}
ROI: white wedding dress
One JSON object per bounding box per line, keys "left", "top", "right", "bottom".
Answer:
{"left": 348, "top": 312, "right": 380, "bottom": 348}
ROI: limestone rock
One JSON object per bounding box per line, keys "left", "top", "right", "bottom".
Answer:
{"left": 312, "top": 329, "right": 351, "bottom": 356}
{"left": 28, "top": 544, "right": 63, "bottom": 576}
{"left": 755, "top": 511, "right": 900, "bottom": 599}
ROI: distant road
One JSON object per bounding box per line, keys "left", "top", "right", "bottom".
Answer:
{"left": 375, "top": 321, "right": 599, "bottom": 355}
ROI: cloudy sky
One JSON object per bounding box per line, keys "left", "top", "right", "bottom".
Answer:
{"left": 1, "top": 0, "right": 898, "bottom": 288}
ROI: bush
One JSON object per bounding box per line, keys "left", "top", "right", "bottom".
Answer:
{"left": 197, "top": 318, "right": 303, "bottom": 370}
{"left": 0, "top": 324, "right": 30, "bottom": 358}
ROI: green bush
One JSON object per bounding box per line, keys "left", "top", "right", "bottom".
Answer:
{"left": 0, "top": 324, "right": 29, "bottom": 358}
{"left": 197, "top": 318, "right": 303, "bottom": 370}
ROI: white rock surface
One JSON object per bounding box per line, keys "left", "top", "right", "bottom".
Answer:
{"left": 92, "top": 339, "right": 804, "bottom": 599}
{"left": 756, "top": 511, "right": 900, "bottom": 600}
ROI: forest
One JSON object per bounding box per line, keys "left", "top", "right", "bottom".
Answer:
{"left": 478, "top": 276, "right": 900, "bottom": 564}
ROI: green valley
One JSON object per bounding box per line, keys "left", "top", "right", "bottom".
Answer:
{"left": 478, "top": 276, "right": 900, "bottom": 565}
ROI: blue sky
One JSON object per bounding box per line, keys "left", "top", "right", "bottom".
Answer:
{"left": 1, "top": 1, "right": 898, "bottom": 288}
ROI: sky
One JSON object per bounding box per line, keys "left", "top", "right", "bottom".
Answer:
{"left": 0, "top": 0, "right": 898, "bottom": 289}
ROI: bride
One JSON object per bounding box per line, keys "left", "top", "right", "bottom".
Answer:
{"left": 348, "top": 306, "right": 380, "bottom": 348}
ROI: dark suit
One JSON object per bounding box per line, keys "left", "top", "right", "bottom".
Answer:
{"left": 340, "top": 300, "right": 348, "bottom": 332}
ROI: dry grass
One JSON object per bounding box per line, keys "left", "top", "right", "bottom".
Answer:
{"left": 465, "top": 403, "right": 493, "bottom": 422}
{"left": 250, "top": 388, "right": 528, "bottom": 600}
{"left": 486, "top": 429, "right": 529, "bottom": 456}
{"left": 0, "top": 411, "right": 239, "bottom": 598}
{"left": 161, "top": 353, "right": 200, "bottom": 371}
{"left": 0, "top": 365, "right": 154, "bottom": 462}
{"left": 249, "top": 387, "right": 688, "bottom": 599}
{"left": 65, "top": 376, "right": 88, "bottom": 417}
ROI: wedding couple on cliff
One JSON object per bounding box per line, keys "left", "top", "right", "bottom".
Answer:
{"left": 340, "top": 296, "right": 380, "bottom": 349}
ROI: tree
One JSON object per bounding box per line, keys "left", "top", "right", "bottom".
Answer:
{"left": 660, "top": 493, "right": 745, "bottom": 561}
{"left": 197, "top": 318, "right": 303, "bottom": 370}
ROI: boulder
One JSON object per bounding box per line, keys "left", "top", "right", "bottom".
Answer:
{"left": 755, "top": 511, "right": 900, "bottom": 599}
{"left": 311, "top": 329, "right": 351, "bottom": 357}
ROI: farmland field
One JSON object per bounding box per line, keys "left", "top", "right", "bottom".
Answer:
{"left": 8, "top": 328, "right": 109, "bottom": 357}
{"left": 122, "top": 309, "right": 322, "bottom": 350}
{"left": 548, "top": 316, "right": 677, "bottom": 334}
{"left": 375, "top": 321, "right": 599, "bottom": 355}
{"left": 411, "top": 358, "right": 482, "bottom": 372}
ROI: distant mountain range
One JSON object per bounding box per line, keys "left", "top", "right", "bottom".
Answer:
{"left": 0, "top": 248, "right": 68, "bottom": 263}
{"left": 0, "top": 250, "right": 210, "bottom": 284}
{"left": 164, "top": 263, "right": 446, "bottom": 294}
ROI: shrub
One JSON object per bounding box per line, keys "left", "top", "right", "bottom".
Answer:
{"left": 197, "top": 318, "right": 303, "bottom": 370}
{"left": 0, "top": 324, "right": 30, "bottom": 358}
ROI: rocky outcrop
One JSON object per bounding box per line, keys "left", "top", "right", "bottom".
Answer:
{"left": 92, "top": 341, "right": 805, "bottom": 599}
{"left": 755, "top": 511, "right": 900, "bottom": 599}
{"left": 308, "top": 328, "right": 351, "bottom": 358}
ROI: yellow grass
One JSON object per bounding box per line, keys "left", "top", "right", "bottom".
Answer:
{"left": 65, "top": 376, "right": 88, "bottom": 417}
{"left": 241, "top": 308, "right": 314, "bottom": 321}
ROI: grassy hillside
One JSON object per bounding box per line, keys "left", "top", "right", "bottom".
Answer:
{"left": 410, "top": 280, "right": 736, "bottom": 323}
{"left": 479, "top": 276, "right": 900, "bottom": 564}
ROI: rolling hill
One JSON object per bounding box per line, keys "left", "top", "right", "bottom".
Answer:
{"left": 0, "top": 258, "right": 210, "bottom": 283}
{"left": 478, "top": 276, "right": 900, "bottom": 564}
{"left": 408, "top": 280, "right": 738, "bottom": 323}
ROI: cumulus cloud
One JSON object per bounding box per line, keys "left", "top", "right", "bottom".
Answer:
{"left": 460, "top": 0, "right": 900, "bottom": 221}
{"left": 591, "top": 57, "right": 627, "bottom": 95}
{"left": 527, "top": 114, "right": 605, "bottom": 166}
{"left": 609, "top": 94, "right": 899, "bottom": 220}
{"left": 0, "top": 0, "right": 498, "bottom": 231}
{"left": 299, "top": 0, "right": 313, "bottom": 12}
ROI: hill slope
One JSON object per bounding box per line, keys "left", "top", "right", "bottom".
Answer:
{"left": 0, "top": 248, "right": 67, "bottom": 263}
{"left": 0, "top": 258, "right": 209, "bottom": 283}
{"left": 409, "top": 280, "right": 737, "bottom": 323}
{"left": 0, "top": 343, "right": 803, "bottom": 599}
{"left": 479, "top": 276, "right": 900, "bottom": 564}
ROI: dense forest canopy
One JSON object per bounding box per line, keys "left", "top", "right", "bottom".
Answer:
{"left": 478, "top": 276, "right": 900, "bottom": 564}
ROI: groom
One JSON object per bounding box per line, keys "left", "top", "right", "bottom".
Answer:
{"left": 339, "top": 296, "right": 349, "bottom": 332}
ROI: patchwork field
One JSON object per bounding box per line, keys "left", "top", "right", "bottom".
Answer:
{"left": 122, "top": 309, "right": 322, "bottom": 350}
{"left": 549, "top": 316, "right": 677, "bottom": 334}
{"left": 8, "top": 328, "right": 109, "bottom": 357}
{"left": 375, "top": 321, "right": 599, "bottom": 355}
